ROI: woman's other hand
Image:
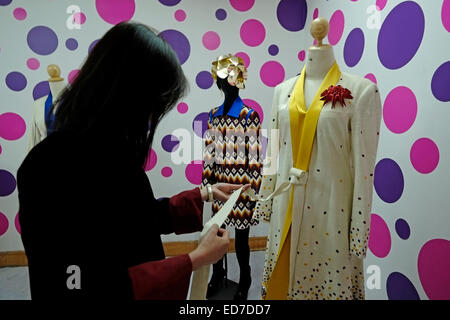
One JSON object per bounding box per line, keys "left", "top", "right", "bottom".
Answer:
{"left": 212, "top": 183, "right": 251, "bottom": 202}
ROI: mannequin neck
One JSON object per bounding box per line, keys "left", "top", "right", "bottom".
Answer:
{"left": 49, "top": 80, "right": 66, "bottom": 100}
{"left": 305, "top": 45, "right": 336, "bottom": 80}
{"left": 217, "top": 78, "right": 239, "bottom": 113}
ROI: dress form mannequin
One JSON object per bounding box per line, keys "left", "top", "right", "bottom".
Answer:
{"left": 304, "top": 18, "right": 336, "bottom": 109}
{"left": 48, "top": 64, "right": 66, "bottom": 100}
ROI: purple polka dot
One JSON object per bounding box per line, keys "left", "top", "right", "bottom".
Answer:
{"left": 268, "top": 44, "right": 279, "bottom": 56}
{"left": 374, "top": 158, "right": 404, "bottom": 203}
{"left": 161, "top": 166, "right": 173, "bottom": 178}
{"left": 5, "top": 72, "right": 27, "bottom": 91}
{"left": 277, "top": 0, "right": 308, "bottom": 32}
{"left": 15, "top": 212, "right": 21, "bottom": 234}
{"left": 410, "top": 138, "right": 439, "bottom": 174}
{"left": 159, "top": 0, "right": 181, "bottom": 6}
{"left": 177, "top": 102, "right": 188, "bottom": 114}
{"left": 328, "top": 10, "right": 345, "bottom": 46}
{"left": 383, "top": 86, "right": 417, "bottom": 134}
{"left": 185, "top": 160, "right": 203, "bottom": 185}
{"left": 431, "top": 61, "right": 450, "bottom": 102}
{"left": 66, "top": 38, "right": 78, "bottom": 50}
{"left": 13, "top": 7, "right": 27, "bottom": 20}
{"left": 32, "top": 80, "right": 50, "bottom": 100}
{"left": 161, "top": 134, "right": 180, "bottom": 152}
{"left": 27, "top": 25, "right": 58, "bottom": 55}
{"left": 0, "top": 169, "right": 16, "bottom": 197}
{"left": 387, "top": 272, "right": 420, "bottom": 300}
{"left": 240, "top": 19, "right": 266, "bottom": 47}
{"left": 378, "top": 1, "right": 425, "bottom": 70}
{"left": 0, "top": 112, "right": 27, "bottom": 141}
{"left": 216, "top": 8, "right": 227, "bottom": 21}
{"left": 88, "top": 39, "right": 99, "bottom": 54}
{"left": 0, "top": 0, "right": 12, "bottom": 5}
{"left": 230, "top": 0, "right": 254, "bottom": 12}
{"left": 192, "top": 112, "right": 209, "bottom": 138}
{"left": 344, "top": 28, "right": 365, "bottom": 67}
{"left": 27, "top": 58, "right": 40, "bottom": 70}
{"left": 235, "top": 52, "right": 250, "bottom": 68}
{"left": 196, "top": 71, "right": 213, "bottom": 90}
{"left": 95, "top": 0, "right": 135, "bottom": 25}
{"left": 144, "top": 148, "right": 157, "bottom": 172}
{"left": 159, "top": 29, "right": 191, "bottom": 65}
{"left": 369, "top": 213, "right": 391, "bottom": 258}
{"left": 443, "top": 0, "right": 450, "bottom": 32}
{"left": 395, "top": 218, "right": 410, "bottom": 240}
{"left": 260, "top": 61, "right": 285, "bottom": 87}
{"left": 0, "top": 211, "right": 9, "bottom": 237}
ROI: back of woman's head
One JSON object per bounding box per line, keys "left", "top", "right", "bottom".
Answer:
{"left": 51, "top": 21, "right": 188, "bottom": 166}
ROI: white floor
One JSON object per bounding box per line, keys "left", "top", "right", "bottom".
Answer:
{"left": 0, "top": 251, "right": 265, "bottom": 300}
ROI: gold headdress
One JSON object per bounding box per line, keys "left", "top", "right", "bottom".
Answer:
{"left": 211, "top": 54, "right": 248, "bottom": 89}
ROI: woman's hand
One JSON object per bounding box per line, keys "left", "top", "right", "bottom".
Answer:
{"left": 188, "top": 224, "right": 230, "bottom": 270}
{"left": 200, "top": 183, "right": 251, "bottom": 202}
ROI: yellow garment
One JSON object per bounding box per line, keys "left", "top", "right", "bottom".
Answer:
{"left": 265, "top": 62, "right": 341, "bottom": 299}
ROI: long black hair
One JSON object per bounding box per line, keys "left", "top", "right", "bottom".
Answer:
{"left": 49, "top": 21, "right": 188, "bottom": 167}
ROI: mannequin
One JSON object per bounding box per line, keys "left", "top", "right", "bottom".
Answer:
{"left": 254, "top": 18, "right": 382, "bottom": 300}
{"left": 28, "top": 64, "right": 66, "bottom": 150}
{"left": 202, "top": 55, "right": 262, "bottom": 300}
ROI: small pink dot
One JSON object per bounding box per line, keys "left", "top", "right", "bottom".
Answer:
{"left": 313, "top": 8, "right": 319, "bottom": 19}
{"left": 144, "top": 148, "right": 157, "bottom": 172}
{"left": 174, "top": 9, "right": 186, "bottom": 22}
{"left": 298, "top": 50, "right": 306, "bottom": 62}
{"left": 68, "top": 69, "right": 80, "bottom": 85}
{"left": 0, "top": 212, "right": 9, "bottom": 237}
{"left": 27, "top": 58, "right": 40, "bottom": 70}
{"left": 0, "top": 144, "right": 2, "bottom": 156}
{"left": 15, "top": 212, "right": 21, "bottom": 234}
{"left": 177, "top": 102, "right": 188, "bottom": 114}
{"left": 161, "top": 166, "right": 173, "bottom": 177}
{"left": 230, "top": 0, "right": 254, "bottom": 12}
{"left": 13, "top": 7, "right": 27, "bottom": 20}
{"left": 364, "top": 73, "right": 377, "bottom": 84}
{"left": 235, "top": 51, "right": 250, "bottom": 68}
{"left": 202, "top": 31, "right": 221, "bottom": 50}
{"left": 73, "top": 12, "right": 87, "bottom": 24}
{"left": 376, "top": 0, "right": 388, "bottom": 11}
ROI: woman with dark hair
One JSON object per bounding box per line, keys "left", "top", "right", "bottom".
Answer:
{"left": 17, "top": 21, "right": 246, "bottom": 300}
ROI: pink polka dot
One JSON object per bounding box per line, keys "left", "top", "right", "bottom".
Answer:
{"left": 242, "top": 99, "right": 264, "bottom": 124}
{"left": 230, "top": 0, "right": 254, "bottom": 12}
{"left": 13, "top": 7, "right": 27, "bottom": 20}
{"left": 313, "top": 8, "right": 319, "bottom": 19}
{"left": 260, "top": 61, "right": 285, "bottom": 88}
{"left": 202, "top": 31, "right": 220, "bottom": 50}
{"left": 410, "top": 138, "right": 439, "bottom": 174}
{"left": 144, "top": 148, "right": 157, "bottom": 172}
{"left": 73, "top": 12, "right": 87, "bottom": 25}
{"left": 15, "top": 212, "right": 21, "bottom": 234}
{"left": 0, "top": 211, "right": 9, "bottom": 237}
{"left": 235, "top": 52, "right": 250, "bottom": 68}
{"left": 383, "top": 86, "right": 417, "bottom": 134}
{"left": 368, "top": 213, "right": 391, "bottom": 258}
{"left": 313, "top": 39, "right": 318, "bottom": 46}
{"left": 418, "top": 239, "right": 450, "bottom": 300}
{"left": 68, "top": 69, "right": 80, "bottom": 85}
{"left": 364, "top": 73, "right": 377, "bottom": 84}
{"left": 376, "top": 0, "right": 388, "bottom": 11}
{"left": 298, "top": 50, "right": 306, "bottom": 62}
{"left": 177, "top": 102, "right": 188, "bottom": 114}
{"left": 240, "top": 19, "right": 266, "bottom": 47}
{"left": 0, "top": 112, "right": 26, "bottom": 141}
{"left": 185, "top": 160, "right": 203, "bottom": 185}
{"left": 161, "top": 166, "right": 173, "bottom": 177}
{"left": 328, "top": 10, "right": 345, "bottom": 46}
{"left": 95, "top": 0, "right": 135, "bottom": 25}
{"left": 27, "top": 58, "right": 40, "bottom": 70}
{"left": 174, "top": 9, "right": 186, "bottom": 22}
{"left": 0, "top": 144, "right": 2, "bottom": 156}
{"left": 443, "top": 0, "right": 450, "bottom": 32}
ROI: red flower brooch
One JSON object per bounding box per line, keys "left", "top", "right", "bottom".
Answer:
{"left": 320, "top": 85, "right": 353, "bottom": 108}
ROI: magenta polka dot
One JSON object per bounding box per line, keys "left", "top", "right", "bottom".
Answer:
{"left": 260, "top": 61, "right": 285, "bottom": 88}
{"left": 68, "top": 69, "right": 80, "bottom": 85}
{"left": 0, "top": 144, "right": 2, "bottom": 156}
{"left": 368, "top": 213, "right": 391, "bottom": 258}
{"left": 161, "top": 166, "right": 173, "bottom": 178}
{"left": 240, "top": 19, "right": 266, "bottom": 47}
{"left": 443, "top": 0, "right": 450, "bottom": 32}
{"left": 174, "top": 9, "right": 186, "bottom": 22}
{"left": 243, "top": 99, "right": 264, "bottom": 124}
{"left": 177, "top": 102, "right": 188, "bottom": 114}
{"left": 376, "top": 0, "right": 388, "bottom": 10}
{"left": 418, "top": 239, "right": 450, "bottom": 300}
{"left": 73, "top": 12, "right": 87, "bottom": 25}
{"left": 202, "top": 31, "right": 220, "bottom": 50}
{"left": 313, "top": 8, "right": 319, "bottom": 19}
{"left": 185, "top": 160, "right": 203, "bottom": 185}
{"left": 95, "top": 0, "right": 135, "bottom": 25}
{"left": 0, "top": 112, "right": 26, "bottom": 141}
{"left": 364, "top": 73, "right": 377, "bottom": 84}
{"left": 298, "top": 50, "right": 306, "bottom": 61}
{"left": 144, "top": 148, "right": 157, "bottom": 172}
{"left": 15, "top": 212, "right": 20, "bottom": 234}
{"left": 13, "top": 7, "right": 26, "bottom": 20}
{"left": 383, "top": 86, "right": 417, "bottom": 134}
{"left": 27, "top": 58, "right": 40, "bottom": 70}
{"left": 0, "top": 211, "right": 9, "bottom": 237}
{"left": 230, "top": 0, "right": 254, "bottom": 12}
{"left": 410, "top": 138, "right": 439, "bottom": 174}
{"left": 235, "top": 52, "right": 250, "bottom": 68}
{"left": 328, "top": 10, "right": 345, "bottom": 46}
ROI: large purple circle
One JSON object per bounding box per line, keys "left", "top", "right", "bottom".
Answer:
{"left": 395, "top": 218, "right": 410, "bottom": 240}
{"left": 374, "top": 158, "right": 404, "bottom": 203}
{"left": 159, "top": 29, "right": 191, "bottom": 65}
{"left": 158, "top": 0, "right": 181, "bottom": 6}
{"left": 161, "top": 134, "right": 180, "bottom": 152}
{"left": 192, "top": 112, "right": 209, "bottom": 138}
{"left": 196, "top": 71, "right": 213, "bottom": 89}
{"left": 32, "top": 80, "right": 50, "bottom": 100}
{"left": 344, "top": 28, "right": 365, "bottom": 67}
{"left": 377, "top": 1, "right": 425, "bottom": 70}
{"left": 27, "top": 26, "right": 58, "bottom": 55}
{"left": 5, "top": 72, "right": 27, "bottom": 91}
{"left": 386, "top": 272, "right": 420, "bottom": 300}
{"left": 0, "top": 0, "right": 12, "bottom": 5}
{"left": 0, "top": 169, "right": 16, "bottom": 196}
{"left": 431, "top": 61, "right": 450, "bottom": 102}
{"left": 277, "top": 0, "right": 308, "bottom": 32}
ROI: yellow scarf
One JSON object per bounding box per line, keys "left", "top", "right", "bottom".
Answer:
{"left": 265, "top": 62, "right": 341, "bottom": 299}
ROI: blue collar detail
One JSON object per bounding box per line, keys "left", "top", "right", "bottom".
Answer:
{"left": 44, "top": 91, "right": 55, "bottom": 135}
{"left": 213, "top": 96, "right": 244, "bottom": 118}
